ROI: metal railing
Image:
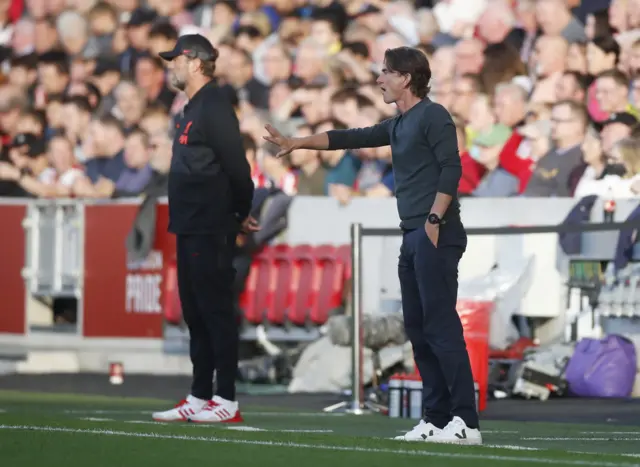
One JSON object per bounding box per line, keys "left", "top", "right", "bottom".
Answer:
{"left": 22, "top": 200, "right": 84, "bottom": 297}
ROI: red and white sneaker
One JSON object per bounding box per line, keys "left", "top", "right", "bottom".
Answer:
{"left": 152, "top": 395, "right": 208, "bottom": 422}
{"left": 187, "top": 396, "right": 244, "bottom": 423}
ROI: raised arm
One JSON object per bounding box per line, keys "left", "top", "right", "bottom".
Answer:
{"left": 264, "top": 119, "right": 392, "bottom": 158}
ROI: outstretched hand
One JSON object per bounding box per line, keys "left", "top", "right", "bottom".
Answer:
{"left": 263, "top": 124, "right": 295, "bottom": 158}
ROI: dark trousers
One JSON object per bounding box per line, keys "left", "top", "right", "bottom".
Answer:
{"left": 398, "top": 222, "right": 480, "bottom": 429}
{"left": 176, "top": 233, "right": 239, "bottom": 401}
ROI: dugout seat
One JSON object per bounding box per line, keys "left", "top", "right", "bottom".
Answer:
{"left": 336, "top": 245, "right": 352, "bottom": 280}
{"left": 286, "top": 244, "right": 315, "bottom": 326}
{"left": 239, "top": 247, "right": 273, "bottom": 324}
{"left": 265, "top": 245, "right": 293, "bottom": 325}
{"left": 309, "top": 245, "right": 345, "bottom": 325}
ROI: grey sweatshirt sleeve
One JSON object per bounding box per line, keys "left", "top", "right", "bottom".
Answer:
{"left": 326, "top": 119, "right": 392, "bottom": 150}
{"left": 426, "top": 114, "right": 461, "bottom": 197}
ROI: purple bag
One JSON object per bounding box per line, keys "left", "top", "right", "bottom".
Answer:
{"left": 565, "top": 335, "right": 637, "bottom": 398}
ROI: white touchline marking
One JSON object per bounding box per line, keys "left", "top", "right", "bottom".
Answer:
{"left": 125, "top": 421, "right": 164, "bottom": 425}
{"left": 225, "top": 426, "right": 267, "bottom": 432}
{"left": 0, "top": 409, "right": 6, "bottom": 413}
{"left": 486, "top": 445, "right": 541, "bottom": 451}
{"left": 581, "top": 432, "right": 640, "bottom": 435}
{"left": 0, "top": 424, "right": 636, "bottom": 467}
{"left": 63, "top": 409, "right": 344, "bottom": 417}
{"left": 523, "top": 437, "right": 640, "bottom": 442}
{"left": 79, "top": 418, "right": 115, "bottom": 422}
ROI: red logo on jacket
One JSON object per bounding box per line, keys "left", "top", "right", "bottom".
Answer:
{"left": 179, "top": 121, "right": 192, "bottom": 145}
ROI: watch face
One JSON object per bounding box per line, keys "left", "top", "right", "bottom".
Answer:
{"left": 428, "top": 214, "right": 440, "bottom": 224}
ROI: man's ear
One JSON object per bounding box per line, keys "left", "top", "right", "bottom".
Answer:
{"left": 402, "top": 73, "right": 412, "bottom": 90}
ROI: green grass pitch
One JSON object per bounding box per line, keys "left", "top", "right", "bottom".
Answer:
{"left": 1, "top": 390, "right": 640, "bottom": 467}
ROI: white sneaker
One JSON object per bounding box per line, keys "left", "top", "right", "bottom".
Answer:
{"left": 187, "top": 396, "right": 244, "bottom": 423}
{"left": 431, "top": 416, "right": 482, "bottom": 445}
{"left": 394, "top": 420, "right": 443, "bottom": 441}
{"left": 152, "top": 395, "right": 208, "bottom": 422}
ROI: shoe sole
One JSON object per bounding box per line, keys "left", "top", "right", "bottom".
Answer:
{"left": 187, "top": 415, "right": 244, "bottom": 424}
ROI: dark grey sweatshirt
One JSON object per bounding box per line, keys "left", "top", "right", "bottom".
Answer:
{"left": 326, "top": 98, "right": 461, "bottom": 230}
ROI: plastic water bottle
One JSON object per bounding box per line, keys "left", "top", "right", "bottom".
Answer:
{"left": 388, "top": 375, "right": 402, "bottom": 418}
{"left": 406, "top": 375, "right": 423, "bottom": 420}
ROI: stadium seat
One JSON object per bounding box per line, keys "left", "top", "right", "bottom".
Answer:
{"left": 239, "top": 247, "right": 273, "bottom": 324}
{"left": 309, "top": 245, "right": 345, "bottom": 325}
{"left": 163, "top": 259, "right": 182, "bottom": 325}
{"left": 287, "top": 245, "right": 315, "bottom": 326}
{"left": 336, "top": 245, "right": 352, "bottom": 281}
{"left": 265, "top": 245, "right": 293, "bottom": 325}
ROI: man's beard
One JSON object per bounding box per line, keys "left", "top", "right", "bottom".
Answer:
{"left": 170, "top": 73, "right": 186, "bottom": 91}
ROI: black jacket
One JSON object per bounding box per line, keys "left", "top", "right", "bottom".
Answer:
{"left": 168, "top": 80, "right": 254, "bottom": 234}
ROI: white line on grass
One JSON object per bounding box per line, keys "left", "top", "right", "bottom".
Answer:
{"left": 0, "top": 424, "right": 637, "bottom": 467}
{"left": 79, "top": 418, "right": 115, "bottom": 422}
{"left": 524, "top": 437, "right": 640, "bottom": 442}
{"left": 63, "top": 410, "right": 344, "bottom": 417}
{"left": 581, "top": 432, "right": 640, "bottom": 435}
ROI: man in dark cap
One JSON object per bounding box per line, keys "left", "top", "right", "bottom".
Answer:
{"left": 151, "top": 34, "right": 257, "bottom": 424}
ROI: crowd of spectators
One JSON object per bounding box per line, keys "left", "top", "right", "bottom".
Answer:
{"left": 0, "top": 0, "right": 640, "bottom": 202}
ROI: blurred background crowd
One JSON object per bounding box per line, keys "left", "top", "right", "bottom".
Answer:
{"left": 0, "top": 0, "right": 639, "bottom": 202}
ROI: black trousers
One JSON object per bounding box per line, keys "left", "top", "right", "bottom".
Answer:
{"left": 176, "top": 233, "right": 239, "bottom": 401}
{"left": 398, "top": 221, "right": 480, "bottom": 429}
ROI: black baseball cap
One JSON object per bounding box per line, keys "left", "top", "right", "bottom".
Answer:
{"left": 158, "top": 34, "right": 218, "bottom": 62}
{"left": 596, "top": 112, "right": 638, "bottom": 130}
{"left": 9, "top": 133, "right": 46, "bottom": 157}
{"left": 127, "top": 8, "right": 157, "bottom": 28}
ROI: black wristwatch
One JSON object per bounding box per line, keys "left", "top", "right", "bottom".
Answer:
{"left": 427, "top": 213, "right": 441, "bottom": 225}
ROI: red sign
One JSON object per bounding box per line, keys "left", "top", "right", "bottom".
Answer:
{"left": 0, "top": 204, "right": 26, "bottom": 334}
{"left": 83, "top": 203, "right": 171, "bottom": 338}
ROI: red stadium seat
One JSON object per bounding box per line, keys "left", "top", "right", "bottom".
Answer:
{"left": 163, "top": 258, "right": 182, "bottom": 325}
{"left": 287, "top": 245, "right": 315, "bottom": 326}
{"left": 265, "top": 245, "right": 293, "bottom": 325}
{"left": 239, "top": 247, "right": 273, "bottom": 324}
{"left": 309, "top": 245, "right": 346, "bottom": 325}
{"left": 336, "top": 245, "right": 352, "bottom": 281}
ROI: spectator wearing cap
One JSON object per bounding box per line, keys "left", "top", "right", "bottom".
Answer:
{"left": 594, "top": 70, "right": 639, "bottom": 121}
{"left": 535, "top": 0, "right": 587, "bottom": 44}
{"left": 135, "top": 53, "right": 176, "bottom": 111}
{"left": 121, "top": 7, "right": 157, "bottom": 76}
{"left": 574, "top": 126, "right": 627, "bottom": 197}
{"left": 470, "top": 124, "right": 520, "bottom": 197}
{"left": 599, "top": 112, "right": 639, "bottom": 156}
{"left": 524, "top": 100, "right": 587, "bottom": 197}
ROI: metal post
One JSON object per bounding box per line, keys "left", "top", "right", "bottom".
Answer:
{"left": 323, "top": 223, "right": 376, "bottom": 415}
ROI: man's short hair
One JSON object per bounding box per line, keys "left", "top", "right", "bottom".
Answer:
{"left": 597, "top": 68, "right": 629, "bottom": 88}
{"left": 64, "top": 95, "right": 92, "bottom": 114}
{"left": 10, "top": 53, "right": 38, "bottom": 70}
{"left": 563, "top": 71, "right": 590, "bottom": 92}
{"left": 554, "top": 99, "right": 589, "bottom": 127}
{"left": 591, "top": 35, "right": 621, "bottom": 64}
{"left": 38, "top": 51, "right": 70, "bottom": 76}
{"left": 126, "top": 125, "right": 150, "bottom": 147}
{"left": 98, "top": 114, "right": 125, "bottom": 136}
{"left": 383, "top": 46, "right": 432, "bottom": 98}
{"left": 149, "top": 21, "right": 178, "bottom": 41}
